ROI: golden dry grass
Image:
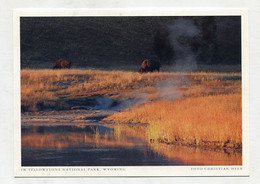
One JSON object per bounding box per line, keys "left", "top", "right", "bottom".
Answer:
{"left": 21, "top": 69, "right": 240, "bottom": 110}
{"left": 21, "top": 69, "right": 167, "bottom": 111}
{"left": 21, "top": 69, "right": 241, "bottom": 149}
{"left": 105, "top": 94, "right": 242, "bottom": 148}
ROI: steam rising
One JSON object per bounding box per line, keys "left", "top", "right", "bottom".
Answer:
{"left": 94, "top": 19, "right": 203, "bottom": 111}
{"left": 92, "top": 94, "right": 147, "bottom": 111}
{"left": 155, "top": 82, "right": 179, "bottom": 101}
{"left": 167, "top": 18, "right": 201, "bottom": 71}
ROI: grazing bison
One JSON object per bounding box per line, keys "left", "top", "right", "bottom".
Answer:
{"left": 138, "top": 59, "right": 161, "bottom": 73}
{"left": 53, "top": 59, "right": 71, "bottom": 69}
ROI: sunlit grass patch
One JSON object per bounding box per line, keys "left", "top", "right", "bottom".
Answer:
{"left": 104, "top": 94, "right": 242, "bottom": 149}
{"left": 21, "top": 69, "right": 242, "bottom": 149}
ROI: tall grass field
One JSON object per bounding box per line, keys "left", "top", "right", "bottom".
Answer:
{"left": 21, "top": 69, "right": 241, "bottom": 150}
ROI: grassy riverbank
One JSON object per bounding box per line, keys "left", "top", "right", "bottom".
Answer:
{"left": 21, "top": 69, "right": 242, "bottom": 150}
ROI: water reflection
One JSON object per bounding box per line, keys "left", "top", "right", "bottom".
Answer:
{"left": 22, "top": 124, "right": 180, "bottom": 166}
{"left": 150, "top": 142, "right": 242, "bottom": 165}
{"left": 22, "top": 124, "right": 241, "bottom": 166}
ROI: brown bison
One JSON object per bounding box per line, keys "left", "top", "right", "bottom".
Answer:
{"left": 138, "top": 59, "right": 161, "bottom": 73}
{"left": 53, "top": 59, "right": 71, "bottom": 69}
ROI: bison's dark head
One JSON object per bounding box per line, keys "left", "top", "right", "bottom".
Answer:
{"left": 53, "top": 65, "right": 61, "bottom": 69}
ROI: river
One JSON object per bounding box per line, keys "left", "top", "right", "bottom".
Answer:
{"left": 21, "top": 110, "right": 242, "bottom": 166}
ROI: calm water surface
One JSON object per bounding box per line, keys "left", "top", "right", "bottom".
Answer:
{"left": 21, "top": 124, "right": 242, "bottom": 166}
{"left": 22, "top": 124, "right": 182, "bottom": 166}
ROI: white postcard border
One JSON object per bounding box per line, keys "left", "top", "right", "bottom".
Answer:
{"left": 13, "top": 9, "right": 249, "bottom": 177}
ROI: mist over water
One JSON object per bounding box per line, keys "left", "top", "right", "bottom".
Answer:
{"left": 115, "top": 93, "right": 148, "bottom": 110}
{"left": 92, "top": 88, "right": 179, "bottom": 111}
{"left": 155, "top": 82, "right": 180, "bottom": 101}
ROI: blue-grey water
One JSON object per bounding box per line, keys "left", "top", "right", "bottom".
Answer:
{"left": 21, "top": 124, "right": 182, "bottom": 166}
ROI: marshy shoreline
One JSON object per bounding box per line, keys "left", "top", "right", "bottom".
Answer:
{"left": 21, "top": 108, "right": 242, "bottom": 166}
{"left": 21, "top": 69, "right": 242, "bottom": 163}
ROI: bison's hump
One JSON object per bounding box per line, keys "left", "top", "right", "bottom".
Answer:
{"left": 139, "top": 59, "right": 161, "bottom": 73}
{"left": 53, "top": 59, "right": 71, "bottom": 69}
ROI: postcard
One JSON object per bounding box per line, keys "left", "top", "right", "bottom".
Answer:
{"left": 14, "top": 9, "right": 249, "bottom": 177}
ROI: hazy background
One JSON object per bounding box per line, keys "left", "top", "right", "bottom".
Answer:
{"left": 20, "top": 16, "right": 241, "bottom": 71}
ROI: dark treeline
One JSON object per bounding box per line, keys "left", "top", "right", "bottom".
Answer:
{"left": 20, "top": 16, "right": 241, "bottom": 69}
